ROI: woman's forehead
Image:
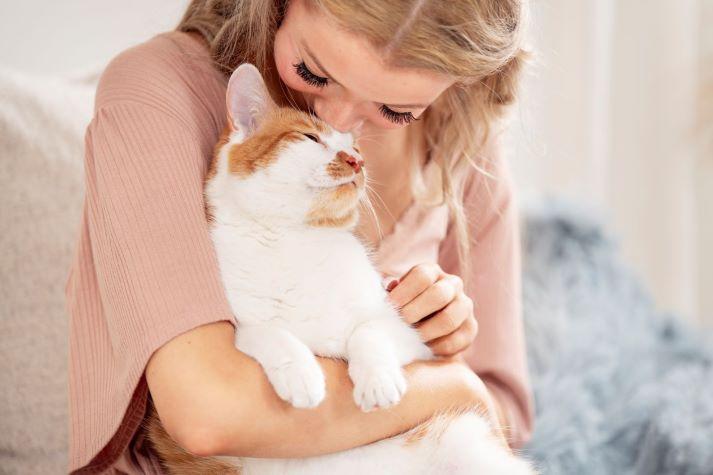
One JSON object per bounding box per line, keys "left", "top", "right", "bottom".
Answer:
{"left": 287, "top": 0, "right": 455, "bottom": 109}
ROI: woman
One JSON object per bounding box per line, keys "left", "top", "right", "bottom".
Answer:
{"left": 65, "top": 0, "right": 534, "bottom": 472}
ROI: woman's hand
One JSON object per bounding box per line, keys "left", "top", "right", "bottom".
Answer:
{"left": 383, "top": 263, "right": 478, "bottom": 357}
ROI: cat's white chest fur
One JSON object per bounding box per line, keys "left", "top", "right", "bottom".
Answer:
{"left": 211, "top": 221, "right": 387, "bottom": 358}
{"left": 209, "top": 215, "right": 431, "bottom": 412}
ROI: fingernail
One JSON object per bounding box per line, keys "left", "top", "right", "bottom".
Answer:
{"left": 383, "top": 278, "right": 399, "bottom": 292}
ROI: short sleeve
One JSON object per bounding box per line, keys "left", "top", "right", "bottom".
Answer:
{"left": 66, "top": 31, "right": 237, "bottom": 472}
{"left": 84, "top": 101, "right": 235, "bottom": 382}
{"left": 438, "top": 138, "right": 535, "bottom": 449}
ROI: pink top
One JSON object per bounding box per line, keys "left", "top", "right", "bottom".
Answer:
{"left": 64, "top": 30, "right": 534, "bottom": 474}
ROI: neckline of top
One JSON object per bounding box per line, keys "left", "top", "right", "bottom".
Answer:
{"left": 369, "top": 157, "right": 447, "bottom": 256}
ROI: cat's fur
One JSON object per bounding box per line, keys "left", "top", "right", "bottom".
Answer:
{"left": 145, "top": 63, "right": 538, "bottom": 474}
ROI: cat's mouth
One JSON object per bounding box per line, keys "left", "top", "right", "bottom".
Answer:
{"left": 317, "top": 174, "right": 362, "bottom": 189}
{"left": 340, "top": 173, "right": 365, "bottom": 190}
{"left": 307, "top": 165, "right": 365, "bottom": 190}
{"left": 335, "top": 177, "right": 358, "bottom": 188}
{"left": 306, "top": 174, "right": 349, "bottom": 189}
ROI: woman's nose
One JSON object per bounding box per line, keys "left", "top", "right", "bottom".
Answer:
{"left": 314, "top": 99, "right": 362, "bottom": 133}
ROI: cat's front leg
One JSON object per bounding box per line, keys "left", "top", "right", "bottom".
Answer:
{"left": 346, "top": 319, "right": 411, "bottom": 412}
{"left": 235, "top": 324, "right": 326, "bottom": 408}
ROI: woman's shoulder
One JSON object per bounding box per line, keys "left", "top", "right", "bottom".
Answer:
{"left": 459, "top": 133, "right": 518, "bottom": 231}
{"left": 94, "top": 30, "right": 227, "bottom": 121}
{"left": 464, "top": 134, "right": 515, "bottom": 203}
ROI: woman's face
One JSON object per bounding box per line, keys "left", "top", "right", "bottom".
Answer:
{"left": 273, "top": 0, "right": 455, "bottom": 136}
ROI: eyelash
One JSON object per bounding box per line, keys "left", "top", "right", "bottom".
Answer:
{"left": 291, "top": 61, "right": 418, "bottom": 126}
{"left": 292, "top": 61, "right": 328, "bottom": 88}
{"left": 378, "top": 105, "right": 417, "bottom": 125}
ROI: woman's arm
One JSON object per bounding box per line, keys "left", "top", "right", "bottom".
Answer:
{"left": 146, "top": 320, "right": 499, "bottom": 458}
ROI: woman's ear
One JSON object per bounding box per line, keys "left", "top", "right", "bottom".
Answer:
{"left": 226, "top": 63, "right": 278, "bottom": 137}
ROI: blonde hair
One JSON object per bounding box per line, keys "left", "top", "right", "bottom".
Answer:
{"left": 177, "top": 0, "right": 529, "bottom": 285}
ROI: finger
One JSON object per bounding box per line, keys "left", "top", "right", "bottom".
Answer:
{"left": 449, "top": 273, "right": 464, "bottom": 294}
{"left": 381, "top": 275, "right": 399, "bottom": 292}
{"left": 427, "top": 316, "right": 478, "bottom": 356}
{"left": 387, "top": 263, "right": 443, "bottom": 309}
{"left": 414, "top": 294, "right": 471, "bottom": 342}
{"left": 399, "top": 274, "right": 460, "bottom": 325}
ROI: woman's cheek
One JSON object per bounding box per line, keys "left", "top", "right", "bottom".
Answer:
{"left": 273, "top": 61, "right": 323, "bottom": 106}
{"left": 273, "top": 54, "right": 298, "bottom": 89}
{"left": 273, "top": 41, "right": 310, "bottom": 94}
{"left": 376, "top": 117, "right": 410, "bottom": 130}
{"left": 281, "top": 72, "right": 313, "bottom": 96}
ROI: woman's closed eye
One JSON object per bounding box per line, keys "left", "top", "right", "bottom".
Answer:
{"left": 292, "top": 61, "right": 418, "bottom": 126}
{"left": 293, "top": 61, "right": 329, "bottom": 88}
{"left": 378, "top": 105, "right": 416, "bottom": 125}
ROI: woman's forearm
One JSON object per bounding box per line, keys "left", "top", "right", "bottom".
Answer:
{"left": 209, "top": 350, "right": 491, "bottom": 459}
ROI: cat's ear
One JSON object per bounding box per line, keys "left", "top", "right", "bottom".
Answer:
{"left": 226, "top": 63, "right": 277, "bottom": 136}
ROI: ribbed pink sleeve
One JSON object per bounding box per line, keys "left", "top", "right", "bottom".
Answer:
{"left": 67, "top": 101, "right": 236, "bottom": 472}
{"left": 438, "top": 139, "right": 535, "bottom": 450}
{"left": 64, "top": 31, "right": 238, "bottom": 473}
{"left": 67, "top": 101, "right": 235, "bottom": 473}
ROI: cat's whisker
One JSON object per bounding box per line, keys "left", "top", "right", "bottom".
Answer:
{"left": 357, "top": 192, "right": 383, "bottom": 241}
{"left": 277, "top": 81, "right": 303, "bottom": 112}
{"left": 362, "top": 178, "right": 387, "bottom": 203}
{"left": 363, "top": 175, "right": 386, "bottom": 187}
{"left": 362, "top": 183, "right": 396, "bottom": 236}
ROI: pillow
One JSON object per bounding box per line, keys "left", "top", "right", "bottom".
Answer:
{"left": 0, "top": 65, "right": 98, "bottom": 474}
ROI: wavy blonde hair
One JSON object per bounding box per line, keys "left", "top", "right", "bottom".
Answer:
{"left": 177, "top": 0, "right": 528, "bottom": 284}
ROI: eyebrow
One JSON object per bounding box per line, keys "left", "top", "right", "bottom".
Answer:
{"left": 300, "top": 39, "right": 429, "bottom": 110}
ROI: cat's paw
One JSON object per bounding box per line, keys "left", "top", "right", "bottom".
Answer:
{"left": 265, "top": 359, "right": 326, "bottom": 409}
{"left": 349, "top": 362, "right": 407, "bottom": 412}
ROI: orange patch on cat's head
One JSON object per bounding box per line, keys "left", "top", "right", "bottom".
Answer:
{"left": 226, "top": 107, "right": 329, "bottom": 178}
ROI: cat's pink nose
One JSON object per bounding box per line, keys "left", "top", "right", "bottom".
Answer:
{"left": 338, "top": 151, "right": 364, "bottom": 173}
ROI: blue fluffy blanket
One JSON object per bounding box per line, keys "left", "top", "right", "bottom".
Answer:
{"left": 519, "top": 197, "right": 713, "bottom": 475}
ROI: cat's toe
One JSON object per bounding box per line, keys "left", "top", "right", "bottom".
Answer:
{"left": 267, "top": 362, "right": 326, "bottom": 408}
{"left": 350, "top": 363, "right": 407, "bottom": 412}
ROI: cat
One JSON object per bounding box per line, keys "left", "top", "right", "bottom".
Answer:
{"left": 144, "top": 63, "right": 538, "bottom": 475}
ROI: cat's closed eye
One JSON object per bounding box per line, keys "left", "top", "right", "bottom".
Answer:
{"left": 302, "top": 132, "right": 321, "bottom": 143}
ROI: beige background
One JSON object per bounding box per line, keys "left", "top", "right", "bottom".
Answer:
{"left": 505, "top": 0, "right": 712, "bottom": 328}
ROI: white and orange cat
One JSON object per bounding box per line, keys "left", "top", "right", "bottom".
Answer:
{"left": 145, "top": 63, "right": 537, "bottom": 475}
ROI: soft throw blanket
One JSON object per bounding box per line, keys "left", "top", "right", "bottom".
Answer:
{"left": 520, "top": 197, "right": 713, "bottom": 474}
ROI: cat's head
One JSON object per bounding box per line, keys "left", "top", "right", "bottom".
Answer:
{"left": 207, "top": 63, "right": 367, "bottom": 230}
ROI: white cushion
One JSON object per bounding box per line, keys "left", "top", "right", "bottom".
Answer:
{"left": 0, "top": 65, "right": 98, "bottom": 474}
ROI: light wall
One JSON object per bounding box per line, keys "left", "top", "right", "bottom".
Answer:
{"left": 505, "top": 0, "right": 712, "bottom": 328}
{"left": 0, "top": 1, "right": 189, "bottom": 75}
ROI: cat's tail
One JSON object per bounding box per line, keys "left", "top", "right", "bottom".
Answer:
{"left": 143, "top": 394, "right": 242, "bottom": 474}
{"left": 234, "top": 406, "right": 538, "bottom": 475}
{"left": 397, "top": 406, "right": 539, "bottom": 475}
